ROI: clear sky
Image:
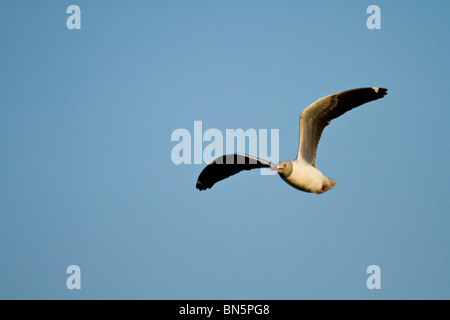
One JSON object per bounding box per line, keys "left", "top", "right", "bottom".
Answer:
{"left": 0, "top": 1, "right": 449, "bottom": 299}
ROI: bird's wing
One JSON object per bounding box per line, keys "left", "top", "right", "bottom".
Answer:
{"left": 297, "top": 87, "right": 388, "bottom": 167}
{"left": 196, "top": 153, "right": 274, "bottom": 190}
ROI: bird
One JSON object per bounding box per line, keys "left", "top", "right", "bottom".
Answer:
{"left": 196, "top": 87, "right": 388, "bottom": 194}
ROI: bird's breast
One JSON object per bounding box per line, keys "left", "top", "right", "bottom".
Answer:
{"left": 279, "top": 162, "right": 329, "bottom": 194}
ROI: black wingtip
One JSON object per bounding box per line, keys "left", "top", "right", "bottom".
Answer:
{"left": 196, "top": 180, "right": 209, "bottom": 191}
{"left": 373, "top": 87, "right": 388, "bottom": 97}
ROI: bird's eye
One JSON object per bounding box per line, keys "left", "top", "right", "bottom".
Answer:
{"left": 283, "top": 164, "right": 287, "bottom": 168}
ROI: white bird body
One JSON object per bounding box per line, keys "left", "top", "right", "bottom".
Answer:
{"left": 279, "top": 159, "right": 337, "bottom": 194}
{"left": 196, "top": 87, "right": 387, "bottom": 194}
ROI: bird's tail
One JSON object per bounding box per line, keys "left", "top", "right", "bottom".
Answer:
{"left": 327, "top": 177, "right": 338, "bottom": 190}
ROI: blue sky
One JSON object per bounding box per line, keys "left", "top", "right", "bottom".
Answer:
{"left": 0, "top": 1, "right": 449, "bottom": 299}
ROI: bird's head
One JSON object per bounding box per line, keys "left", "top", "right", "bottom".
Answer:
{"left": 271, "top": 160, "right": 293, "bottom": 177}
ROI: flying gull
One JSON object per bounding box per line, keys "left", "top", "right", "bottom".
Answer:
{"left": 196, "top": 87, "right": 388, "bottom": 193}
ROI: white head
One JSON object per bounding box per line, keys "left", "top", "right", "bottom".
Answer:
{"left": 272, "top": 160, "right": 293, "bottom": 178}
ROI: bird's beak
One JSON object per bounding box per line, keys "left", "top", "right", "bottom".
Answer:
{"left": 271, "top": 165, "right": 279, "bottom": 172}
